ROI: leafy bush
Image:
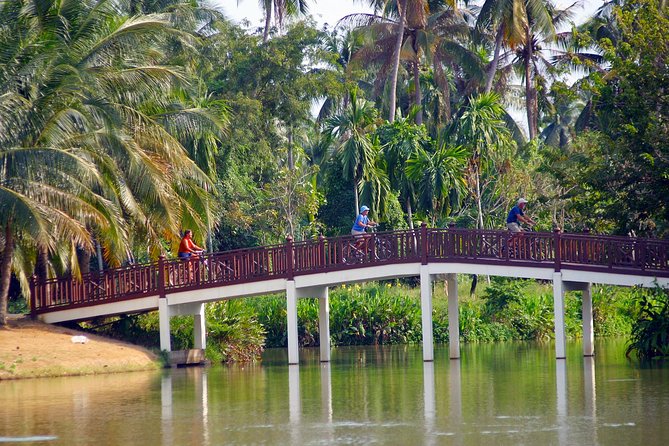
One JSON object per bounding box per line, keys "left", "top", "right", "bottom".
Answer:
{"left": 626, "top": 287, "right": 669, "bottom": 361}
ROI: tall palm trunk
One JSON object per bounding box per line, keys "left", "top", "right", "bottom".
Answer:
{"left": 388, "top": 0, "right": 407, "bottom": 122}
{"left": 475, "top": 167, "right": 484, "bottom": 230}
{"left": 525, "top": 28, "right": 536, "bottom": 139}
{"left": 406, "top": 197, "right": 415, "bottom": 230}
{"left": 413, "top": 61, "right": 422, "bottom": 125}
{"left": 485, "top": 25, "right": 505, "bottom": 94}
{"left": 263, "top": 2, "right": 272, "bottom": 42}
{"left": 353, "top": 181, "right": 360, "bottom": 217}
{"left": 0, "top": 221, "right": 14, "bottom": 326}
{"left": 35, "top": 245, "right": 48, "bottom": 282}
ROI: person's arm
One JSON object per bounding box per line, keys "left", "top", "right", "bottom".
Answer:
{"left": 518, "top": 214, "right": 536, "bottom": 226}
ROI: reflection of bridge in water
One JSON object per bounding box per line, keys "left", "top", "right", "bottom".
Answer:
{"left": 31, "top": 225, "right": 669, "bottom": 363}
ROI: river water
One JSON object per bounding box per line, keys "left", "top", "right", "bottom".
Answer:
{"left": 1, "top": 338, "right": 668, "bottom": 445}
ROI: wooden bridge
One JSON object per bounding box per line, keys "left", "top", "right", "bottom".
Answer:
{"left": 31, "top": 224, "right": 669, "bottom": 364}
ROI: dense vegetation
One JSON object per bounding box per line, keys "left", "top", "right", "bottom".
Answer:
{"left": 1, "top": 0, "right": 668, "bottom": 359}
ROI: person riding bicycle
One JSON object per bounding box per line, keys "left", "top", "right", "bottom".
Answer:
{"left": 506, "top": 198, "right": 536, "bottom": 232}
{"left": 351, "top": 205, "right": 377, "bottom": 250}
{"left": 178, "top": 229, "right": 204, "bottom": 259}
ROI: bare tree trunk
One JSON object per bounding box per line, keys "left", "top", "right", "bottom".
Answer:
{"left": 35, "top": 245, "right": 48, "bottom": 283}
{"left": 475, "top": 168, "right": 484, "bottom": 230}
{"left": 406, "top": 197, "right": 415, "bottom": 230}
{"left": 485, "top": 25, "right": 505, "bottom": 94}
{"left": 96, "top": 241, "right": 104, "bottom": 271}
{"left": 263, "top": 2, "right": 272, "bottom": 42}
{"left": 0, "top": 221, "right": 14, "bottom": 326}
{"left": 79, "top": 249, "right": 91, "bottom": 275}
{"left": 354, "top": 182, "right": 359, "bottom": 217}
{"left": 388, "top": 0, "right": 407, "bottom": 122}
{"left": 525, "top": 28, "right": 536, "bottom": 140}
{"left": 413, "top": 61, "right": 422, "bottom": 125}
{"left": 287, "top": 126, "right": 294, "bottom": 170}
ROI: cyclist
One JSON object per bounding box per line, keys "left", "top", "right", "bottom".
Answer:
{"left": 178, "top": 229, "right": 204, "bottom": 259}
{"left": 506, "top": 198, "right": 536, "bottom": 257}
{"left": 506, "top": 198, "right": 536, "bottom": 232}
{"left": 351, "top": 205, "right": 377, "bottom": 251}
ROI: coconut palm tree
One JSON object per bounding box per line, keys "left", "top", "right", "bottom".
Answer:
{"left": 260, "top": 0, "right": 310, "bottom": 42}
{"left": 0, "top": 0, "right": 224, "bottom": 323}
{"left": 447, "top": 92, "right": 515, "bottom": 229}
{"left": 324, "top": 89, "right": 380, "bottom": 213}
{"left": 405, "top": 141, "right": 468, "bottom": 225}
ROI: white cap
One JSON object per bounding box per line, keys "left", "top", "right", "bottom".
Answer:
{"left": 518, "top": 198, "right": 528, "bottom": 204}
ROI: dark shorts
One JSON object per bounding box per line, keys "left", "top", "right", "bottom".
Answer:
{"left": 178, "top": 252, "right": 192, "bottom": 259}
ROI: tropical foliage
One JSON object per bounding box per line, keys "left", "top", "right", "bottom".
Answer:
{"left": 1, "top": 0, "right": 668, "bottom": 355}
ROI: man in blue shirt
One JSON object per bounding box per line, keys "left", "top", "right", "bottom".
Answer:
{"left": 506, "top": 198, "right": 536, "bottom": 232}
{"left": 351, "top": 205, "right": 377, "bottom": 250}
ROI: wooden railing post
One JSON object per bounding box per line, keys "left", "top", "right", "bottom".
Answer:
{"left": 554, "top": 227, "right": 562, "bottom": 272}
{"left": 637, "top": 238, "right": 646, "bottom": 271}
{"left": 158, "top": 255, "right": 166, "bottom": 298}
{"left": 286, "top": 235, "right": 294, "bottom": 280}
{"left": 30, "top": 275, "right": 37, "bottom": 319}
{"left": 448, "top": 223, "right": 456, "bottom": 258}
{"left": 319, "top": 234, "right": 326, "bottom": 269}
{"left": 421, "top": 222, "right": 428, "bottom": 265}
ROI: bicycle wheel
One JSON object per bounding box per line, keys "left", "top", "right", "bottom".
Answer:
{"left": 375, "top": 238, "right": 393, "bottom": 260}
{"left": 343, "top": 243, "right": 365, "bottom": 265}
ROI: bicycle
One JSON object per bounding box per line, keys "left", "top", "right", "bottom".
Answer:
{"left": 343, "top": 227, "right": 394, "bottom": 265}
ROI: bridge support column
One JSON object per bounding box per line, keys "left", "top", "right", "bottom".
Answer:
{"left": 193, "top": 303, "right": 206, "bottom": 350}
{"left": 447, "top": 273, "right": 460, "bottom": 359}
{"left": 318, "top": 288, "right": 331, "bottom": 362}
{"left": 553, "top": 272, "right": 567, "bottom": 359}
{"left": 565, "top": 281, "right": 594, "bottom": 357}
{"left": 582, "top": 284, "right": 594, "bottom": 357}
{"left": 159, "top": 298, "right": 171, "bottom": 352}
{"left": 286, "top": 280, "right": 299, "bottom": 365}
{"left": 420, "top": 266, "right": 434, "bottom": 362}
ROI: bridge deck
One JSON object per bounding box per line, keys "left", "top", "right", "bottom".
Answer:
{"left": 31, "top": 227, "right": 669, "bottom": 322}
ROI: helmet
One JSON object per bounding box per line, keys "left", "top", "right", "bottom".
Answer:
{"left": 517, "top": 198, "right": 528, "bottom": 205}
{"left": 360, "top": 205, "right": 370, "bottom": 213}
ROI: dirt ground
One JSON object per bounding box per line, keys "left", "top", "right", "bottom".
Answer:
{"left": 0, "top": 315, "right": 159, "bottom": 380}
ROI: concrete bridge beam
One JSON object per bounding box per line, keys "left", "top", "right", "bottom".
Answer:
{"left": 159, "top": 298, "right": 171, "bottom": 352}
{"left": 318, "top": 289, "right": 331, "bottom": 362}
{"left": 565, "top": 281, "right": 594, "bottom": 357}
{"left": 287, "top": 281, "right": 299, "bottom": 365}
{"left": 553, "top": 273, "right": 567, "bottom": 359}
{"left": 447, "top": 273, "right": 460, "bottom": 359}
{"left": 420, "top": 266, "right": 434, "bottom": 361}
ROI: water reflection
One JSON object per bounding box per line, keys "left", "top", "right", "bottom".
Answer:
{"left": 556, "top": 359, "right": 567, "bottom": 446}
{"left": 3, "top": 341, "right": 669, "bottom": 446}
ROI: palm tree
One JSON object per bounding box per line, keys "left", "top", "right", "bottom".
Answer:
{"left": 448, "top": 92, "right": 515, "bottom": 229}
{"left": 324, "top": 90, "right": 379, "bottom": 213}
{"left": 405, "top": 142, "right": 468, "bottom": 225}
{"left": 260, "top": 0, "right": 310, "bottom": 42}
{"left": 475, "top": 0, "right": 557, "bottom": 139}
{"left": 0, "top": 0, "right": 224, "bottom": 323}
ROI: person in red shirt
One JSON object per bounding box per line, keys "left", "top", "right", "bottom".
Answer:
{"left": 178, "top": 230, "right": 204, "bottom": 259}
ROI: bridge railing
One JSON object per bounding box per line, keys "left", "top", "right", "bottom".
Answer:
{"left": 558, "top": 233, "right": 669, "bottom": 273}
{"left": 163, "top": 243, "right": 289, "bottom": 292}
{"left": 31, "top": 262, "right": 159, "bottom": 313}
{"left": 292, "top": 229, "right": 423, "bottom": 274}
{"left": 30, "top": 227, "right": 669, "bottom": 316}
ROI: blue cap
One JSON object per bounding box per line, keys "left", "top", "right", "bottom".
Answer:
{"left": 360, "top": 205, "right": 370, "bottom": 213}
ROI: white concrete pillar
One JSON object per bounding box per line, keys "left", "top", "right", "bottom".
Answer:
{"left": 553, "top": 272, "right": 567, "bottom": 359}
{"left": 318, "top": 288, "right": 331, "bottom": 362}
{"left": 158, "top": 298, "right": 172, "bottom": 352}
{"left": 193, "top": 303, "right": 206, "bottom": 350}
{"left": 447, "top": 273, "right": 460, "bottom": 359}
{"left": 582, "top": 283, "right": 594, "bottom": 357}
{"left": 420, "top": 265, "right": 434, "bottom": 362}
{"left": 286, "top": 280, "right": 299, "bottom": 364}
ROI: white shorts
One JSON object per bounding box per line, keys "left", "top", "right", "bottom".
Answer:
{"left": 351, "top": 229, "right": 365, "bottom": 236}
{"left": 507, "top": 222, "right": 522, "bottom": 233}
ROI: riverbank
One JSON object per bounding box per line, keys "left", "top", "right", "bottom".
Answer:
{"left": 0, "top": 315, "right": 159, "bottom": 380}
